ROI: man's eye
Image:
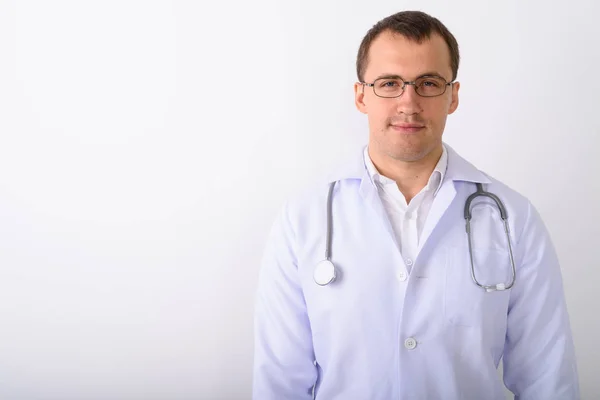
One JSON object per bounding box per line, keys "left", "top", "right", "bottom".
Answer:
{"left": 421, "top": 80, "right": 441, "bottom": 88}
{"left": 379, "top": 80, "right": 400, "bottom": 88}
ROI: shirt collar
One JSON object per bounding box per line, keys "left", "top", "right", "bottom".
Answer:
{"left": 322, "top": 142, "right": 491, "bottom": 186}
{"left": 363, "top": 144, "right": 448, "bottom": 196}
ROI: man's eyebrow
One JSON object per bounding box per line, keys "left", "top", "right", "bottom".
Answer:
{"left": 371, "top": 72, "right": 448, "bottom": 81}
{"left": 417, "top": 71, "right": 447, "bottom": 79}
{"left": 372, "top": 73, "right": 402, "bottom": 81}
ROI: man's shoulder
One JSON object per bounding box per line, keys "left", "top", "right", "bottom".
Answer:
{"left": 470, "top": 170, "right": 539, "bottom": 236}
{"left": 479, "top": 170, "right": 530, "bottom": 206}
{"left": 480, "top": 170, "right": 524, "bottom": 195}
{"left": 448, "top": 144, "right": 531, "bottom": 209}
{"left": 281, "top": 179, "right": 338, "bottom": 217}
{"left": 281, "top": 150, "right": 364, "bottom": 214}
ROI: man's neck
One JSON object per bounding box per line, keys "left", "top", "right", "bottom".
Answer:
{"left": 369, "top": 145, "right": 443, "bottom": 204}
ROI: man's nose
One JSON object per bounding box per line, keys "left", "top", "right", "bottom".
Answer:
{"left": 395, "top": 83, "right": 422, "bottom": 115}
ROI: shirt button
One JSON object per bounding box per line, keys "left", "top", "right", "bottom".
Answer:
{"left": 405, "top": 258, "right": 413, "bottom": 267}
{"left": 397, "top": 270, "right": 407, "bottom": 282}
{"left": 404, "top": 337, "right": 417, "bottom": 350}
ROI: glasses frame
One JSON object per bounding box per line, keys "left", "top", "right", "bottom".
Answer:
{"left": 360, "top": 75, "right": 454, "bottom": 98}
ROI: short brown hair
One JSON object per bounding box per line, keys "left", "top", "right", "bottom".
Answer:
{"left": 356, "top": 11, "right": 460, "bottom": 82}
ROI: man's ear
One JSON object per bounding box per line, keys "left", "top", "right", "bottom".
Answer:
{"left": 354, "top": 82, "right": 368, "bottom": 114}
{"left": 448, "top": 81, "right": 460, "bottom": 115}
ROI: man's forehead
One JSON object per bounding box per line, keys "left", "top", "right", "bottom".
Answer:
{"left": 365, "top": 32, "right": 452, "bottom": 79}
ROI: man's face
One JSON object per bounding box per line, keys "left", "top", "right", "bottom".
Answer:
{"left": 354, "top": 31, "right": 460, "bottom": 163}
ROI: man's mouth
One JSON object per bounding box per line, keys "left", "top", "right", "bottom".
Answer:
{"left": 390, "top": 123, "right": 425, "bottom": 133}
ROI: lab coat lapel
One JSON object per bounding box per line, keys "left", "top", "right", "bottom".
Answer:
{"left": 416, "top": 144, "right": 492, "bottom": 256}
{"left": 358, "top": 170, "right": 399, "bottom": 250}
{"left": 417, "top": 179, "right": 457, "bottom": 256}
{"left": 327, "top": 147, "right": 399, "bottom": 252}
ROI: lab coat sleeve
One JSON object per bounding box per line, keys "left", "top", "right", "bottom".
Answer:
{"left": 252, "top": 201, "right": 317, "bottom": 400}
{"left": 502, "top": 201, "right": 580, "bottom": 399}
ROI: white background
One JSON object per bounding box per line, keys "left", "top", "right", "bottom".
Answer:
{"left": 0, "top": 0, "right": 598, "bottom": 399}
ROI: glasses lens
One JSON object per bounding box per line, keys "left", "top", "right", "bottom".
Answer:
{"left": 373, "top": 78, "right": 404, "bottom": 98}
{"left": 415, "top": 76, "right": 447, "bottom": 97}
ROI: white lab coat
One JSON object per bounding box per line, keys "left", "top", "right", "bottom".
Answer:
{"left": 253, "top": 144, "right": 579, "bottom": 400}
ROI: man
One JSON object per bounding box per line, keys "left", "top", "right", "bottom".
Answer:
{"left": 253, "top": 10, "right": 579, "bottom": 400}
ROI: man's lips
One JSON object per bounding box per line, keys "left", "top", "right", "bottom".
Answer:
{"left": 390, "top": 123, "right": 425, "bottom": 132}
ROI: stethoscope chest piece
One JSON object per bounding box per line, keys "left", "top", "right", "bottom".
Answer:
{"left": 314, "top": 259, "right": 336, "bottom": 286}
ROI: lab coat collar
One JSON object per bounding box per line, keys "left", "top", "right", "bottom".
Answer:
{"left": 327, "top": 142, "right": 492, "bottom": 186}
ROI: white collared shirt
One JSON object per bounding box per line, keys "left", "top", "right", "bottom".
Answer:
{"left": 363, "top": 145, "right": 448, "bottom": 273}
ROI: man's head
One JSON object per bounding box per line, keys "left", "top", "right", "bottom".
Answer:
{"left": 354, "top": 11, "right": 460, "bottom": 164}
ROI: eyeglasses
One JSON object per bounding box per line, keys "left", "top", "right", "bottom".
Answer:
{"left": 360, "top": 75, "right": 454, "bottom": 98}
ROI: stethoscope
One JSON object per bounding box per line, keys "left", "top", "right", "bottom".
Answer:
{"left": 313, "top": 181, "right": 517, "bottom": 292}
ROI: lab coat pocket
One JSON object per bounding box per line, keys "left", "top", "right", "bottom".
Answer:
{"left": 444, "top": 246, "right": 512, "bottom": 327}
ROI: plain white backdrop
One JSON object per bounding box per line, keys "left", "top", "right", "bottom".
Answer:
{"left": 0, "top": 0, "right": 598, "bottom": 399}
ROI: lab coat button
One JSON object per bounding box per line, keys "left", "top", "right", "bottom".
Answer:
{"left": 404, "top": 337, "right": 417, "bottom": 350}
{"left": 397, "top": 270, "right": 407, "bottom": 282}
{"left": 405, "top": 258, "right": 413, "bottom": 266}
